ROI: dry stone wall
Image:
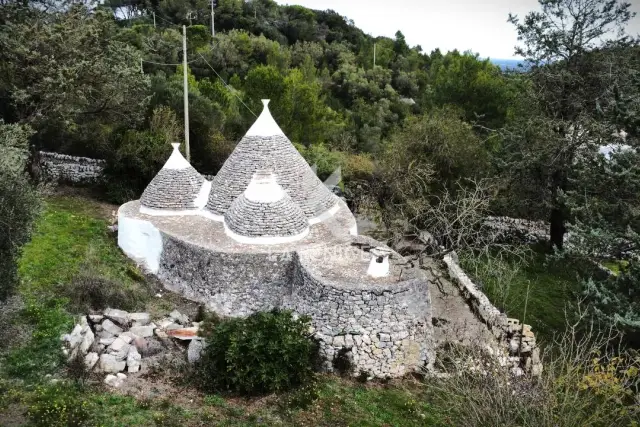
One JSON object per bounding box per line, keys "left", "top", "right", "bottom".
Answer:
{"left": 443, "top": 252, "right": 542, "bottom": 376}
{"left": 483, "top": 216, "right": 549, "bottom": 244}
{"left": 154, "top": 232, "right": 433, "bottom": 378}
{"left": 287, "top": 252, "right": 432, "bottom": 378}
{"left": 39, "top": 151, "right": 105, "bottom": 184}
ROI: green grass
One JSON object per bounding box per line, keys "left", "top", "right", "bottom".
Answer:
{"left": 601, "top": 259, "right": 629, "bottom": 276}
{"left": 2, "top": 195, "right": 145, "bottom": 380}
{"left": 460, "top": 249, "right": 584, "bottom": 341}
{"left": 0, "top": 193, "right": 448, "bottom": 426}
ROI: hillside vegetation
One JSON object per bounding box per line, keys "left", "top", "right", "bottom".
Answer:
{"left": 1, "top": 0, "right": 640, "bottom": 424}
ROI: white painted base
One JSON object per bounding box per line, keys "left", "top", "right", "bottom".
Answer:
{"left": 139, "top": 206, "right": 203, "bottom": 217}
{"left": 349, "top": 223, "right": 358, "bottom": 236}
{"left": 118, "top": 210, "right": 163, "bottom": 274}
{"left": 308, "top": 202, "right": 341, "bottom": 225}
{"left": 367, "top": 254, "right": 390, "bottom": 278}
{"left": 223, "top": 221, "right": 310, "bottom": 245}
{"left": 194, "top": 180, "right": 212, "bottom": 209}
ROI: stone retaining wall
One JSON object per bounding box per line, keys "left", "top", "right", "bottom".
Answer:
{"left": 153, "top": 232, "right": 432, "bottom": 378}
{"left": 287, "top": 252, "right": 432, "bottom": 378}
{"left": 39, "top": 151, "right": 105, "bottom": 184}
{"left": 443, "top": 252, "right": 542, "bottom": 376}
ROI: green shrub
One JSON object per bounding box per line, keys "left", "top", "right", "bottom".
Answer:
{"left": 196, "top": 310, "right": 318, "bottom": 395}
{"left": 27, "top": 384, "right": 95, "bottom": 427}
{"left": 0, "top": 122, "right": 41, "bottom": 300}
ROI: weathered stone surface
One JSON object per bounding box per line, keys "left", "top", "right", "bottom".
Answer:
{"left": 104, "top": 308, "right": 129, "bottom": 326}
{"left": 108, "top": 338, "right": 130, "bottom": 361}
{"left": 102, "top": 319, "right": 123, "bottom": 336}
{"left": 79, "top": 328, "right": 95, "bottom": 354}
{"left": 39, "top": 151, "right": 105, "bottom": 184}
{"left": 134, "top": 337, "right": 164, "bottom": 357}
{"left": 187, "top": 339, "right": 204, "bottom": 364}
{"left": 127, "top": 347, "right": 142, "bottom": 373}
{"left": 141, "top": 165, "right": 205, "bottom": 211}
{"left": 104, "top": 372, "right": 127, "bottom": 388}
{"left": 84, "top": 352, "right": 99, "bottom": 370}
{"left": 168, "top": 310, "right": 189, "bottom": 325}
{"left": 206, "top": 134, "right": 336, "bottom": 219}
{"left": 130, "top": 325, "right": 154, "bottom": 338}
{"left": 88, "top": 314, "right": 104, "bottom": 323}
{"left": 129, "top": 313, "right": 151, "bottom": 326}
{"left": 99, "top": 354, "right": 126, "bottom": 373}
{"left": 99, "top": 337, "right": 116, "bottom": 346}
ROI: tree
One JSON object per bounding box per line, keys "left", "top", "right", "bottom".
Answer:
{"left": 506, "top": 0, "right": 637, "bottom": 249}
{"left": 0, "top": 3, "right": 151, "bottom": 155}
{"left": 0, "top": 121, "right": 41, "bottom": 300}
{"left": 425, "top": 50, "right": 513, "bottom": 129}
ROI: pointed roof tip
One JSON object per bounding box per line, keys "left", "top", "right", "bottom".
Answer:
{"left": 164, "top": 142, "right": 192, "bottom": 170}
{"left": 245, "top": 99, "right": 284, "bottom": 137}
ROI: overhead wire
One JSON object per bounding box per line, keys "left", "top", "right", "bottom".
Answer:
{"left": 197, "top": 52, "right": 258, "bottom": 118}
{"left": 122, "top": 9, "right": 257, "bottom": 118}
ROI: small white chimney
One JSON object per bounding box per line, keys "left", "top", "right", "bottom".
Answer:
{"left": 367, "top": 247, "right": 392, "bottom": 278}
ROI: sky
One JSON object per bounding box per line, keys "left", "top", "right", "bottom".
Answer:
{"left": 277, "top": 0, "right": 640, "bottom": 59}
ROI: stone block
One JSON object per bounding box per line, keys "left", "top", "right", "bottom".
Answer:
{"left": 104, "top": 308, "right": 129, "bottom": 326}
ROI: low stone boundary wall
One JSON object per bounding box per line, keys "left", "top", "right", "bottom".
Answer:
{"left": 484, "top": 216, "right": 549, "bottom": 244}
{"left": 39, "top": 151, "right": 105, "bottom": 184}
{"left": 443, "top": 252, "right": 542, "bottom": 376}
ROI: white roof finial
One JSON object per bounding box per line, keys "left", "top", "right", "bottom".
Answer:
{"left": 164, "top": 142, "right": 191, "bottom": 170}
{"left": 245, "top": 99, "right": 284, "bottom": 137}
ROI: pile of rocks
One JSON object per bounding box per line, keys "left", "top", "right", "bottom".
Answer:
{"left": 61, "top": 308, "right": 204, "bottom": 388}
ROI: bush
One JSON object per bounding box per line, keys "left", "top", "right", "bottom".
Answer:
{"left": 27, "top": 384, "right": 95, "bottom": 427}
{"left": 102, "top": 129, "right": 171, "bottom": 204}
{"left": 0, "top": 122, "right": 41, "bottom": 300}
{"left": 422, "top": 316, "right": 640, "bottom": 427}
{"left": 196, "top": 310, "right": 318, "bottom": 395}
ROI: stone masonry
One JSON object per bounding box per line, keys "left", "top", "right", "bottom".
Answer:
{"left": 39, "top": 151, "right": 105, "bottom": 184}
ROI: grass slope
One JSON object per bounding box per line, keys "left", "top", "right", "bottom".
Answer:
{"left": 460, "top": 249, "right": 583, "bottom": 341}
{"left": 0, "top": 193, "right": 447, "bottom": 426}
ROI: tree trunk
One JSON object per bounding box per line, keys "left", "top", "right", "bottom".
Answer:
{"left": 549, "top": 207, "right": 565, "bottom": 251}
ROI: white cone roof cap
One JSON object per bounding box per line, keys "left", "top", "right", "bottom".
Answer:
{"left": 245, "top": 100, "right": 285, "bottom": 137}
{"left": 164, "top": 143, "right": 192, "bottom": 170}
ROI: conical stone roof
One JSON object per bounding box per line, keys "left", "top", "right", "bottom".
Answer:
{"left": 205, "top": 100, "right": 336, "bottom": 219}
{"left": 224, "top": 171, "right": 309, "bottom": 244}
{"left": 140, "top": 143, "right": 208, "bottom": 213}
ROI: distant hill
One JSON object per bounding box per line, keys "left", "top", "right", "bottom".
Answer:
{"left": 489, "top": 58, "right": 528, "bottom": 71}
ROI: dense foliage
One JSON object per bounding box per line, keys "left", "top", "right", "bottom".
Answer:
{"left": 0, "top": 0, "right": 638, "bottom": 343}
{"left": 0, "top": 121, "right": 41, "bottom": 300}
{"left": 197, "top": 310, "right": 318, "bottom": 395}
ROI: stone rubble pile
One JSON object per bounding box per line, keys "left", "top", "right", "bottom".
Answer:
{"left": 61, "top": 308, "right": 205, "bottom": 388}
{"left": 443, "top": 253, "right": 543, "bottom": 377}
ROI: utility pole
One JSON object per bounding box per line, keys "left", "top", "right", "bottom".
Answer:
{"left": 182, "top": 25, "right": 190, "bottom": 162}
{"left": 140, "top": 58, "right": 143, "bottom": 74}
{"left": 373, "top": 43, "right": 376, "bottom": 68}
{"left": 152, "top": 11, "right": 156, "bottom": 28}
{"left": 211, "top": 1, "right": 215, "bottom": 37}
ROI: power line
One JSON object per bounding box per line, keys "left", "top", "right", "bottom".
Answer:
{"left": 197, "top": 52, "right": 257, "bottom": 118}
{"left": 142, "top": 58, "right": 198, "bottom": 66}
